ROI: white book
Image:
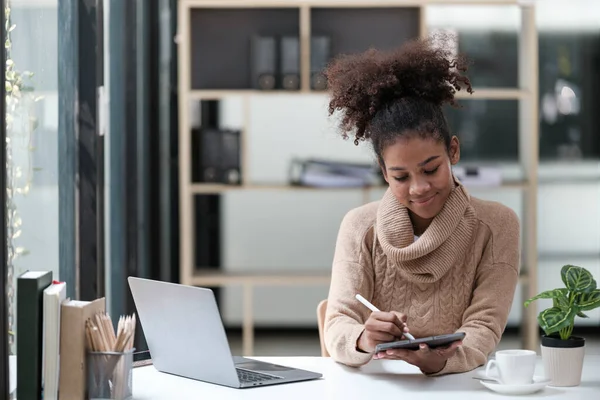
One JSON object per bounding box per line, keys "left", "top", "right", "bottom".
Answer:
{"left": 454, "top": 166, "right": 503, "bottom": 187}
{"left": 42, "top": 281, "right": 67, "bottom": 400}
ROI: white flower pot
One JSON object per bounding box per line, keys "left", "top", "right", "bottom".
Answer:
{"left": 540, "top": 335, "right": 585, "bottom": 387}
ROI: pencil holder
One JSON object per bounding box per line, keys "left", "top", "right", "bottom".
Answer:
{"left": 87, "top": 349, "right": 135, "bottom": 400}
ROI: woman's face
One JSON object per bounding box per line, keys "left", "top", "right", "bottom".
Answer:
{"left": 380, "top": 135, "right": 460, "bottom": 221}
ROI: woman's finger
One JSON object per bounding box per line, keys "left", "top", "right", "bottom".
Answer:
{"left": 373, "top": 352, "right": 397, "bottom": 360}
{"left": 367, "top": 330, "right": 396, "bottom": 343}
{"left": 385, "top": 348, "right": 411, "bottom": 358}
{"left": 372, "top": 320, "right": 404, "bottom": 337}
{"left": 368, "top": 312, "right": 406, "bottom": 337}
{"left": 391, "top": 311, "right": 408, "bottom": 323}
{"left": 435, "top": 341, "right": 462, "bottom": 357}
{"left": 376, "top": 353, "right": 407, "bottom": 361}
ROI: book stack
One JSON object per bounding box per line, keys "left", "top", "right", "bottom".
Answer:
{"left": 15, "top": 270, "right": 135, "bottom": 400}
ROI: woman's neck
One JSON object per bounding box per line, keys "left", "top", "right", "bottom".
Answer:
{"left": 410, "top": 179, "right": 458, "bottom": 236}
{"left": 410, "top": 212, "right": 433, "bottom": 236}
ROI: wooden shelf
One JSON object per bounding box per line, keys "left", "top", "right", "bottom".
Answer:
{"left": 192, "top": 268, "right": 528, "bottom": 286}
{"left": 455, "top": 88, "right": 529, "bottom": 100}
{"left": 188, "top": 181, "right": 530, "bottom": 194}
{"left": 189, "top": 87, "right": 529, "bottom": 100}
{"left": 518, "top": 273, "right": 529, "bottom": 285}
{"left": 189, "top": 183, "right": 371, "bottom": 194}
{"left": 191, "top": 269, "right": 331, "bottom": 286}
{"left": 183, "top": 0, "right": 531, "bottom": 8}
{"left": 178, "top": 0, "right": 540, "bottom": 355}
{"left": 189, "top": 89, "right": 317, "bottom": 100}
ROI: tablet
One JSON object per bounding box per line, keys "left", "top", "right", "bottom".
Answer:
{"left": 374, "top": 332, "right": 466, "bottom": 353}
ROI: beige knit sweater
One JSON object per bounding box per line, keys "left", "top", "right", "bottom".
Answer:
{"left": 324, "top": 180, "right": 520, "bottom": 375}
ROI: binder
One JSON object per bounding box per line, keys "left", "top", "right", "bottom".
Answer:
{"left": 289, "top": 158, "right": 382, "bottom": 188}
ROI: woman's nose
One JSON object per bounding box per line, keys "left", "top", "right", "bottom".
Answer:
{"left": 409, "top": 178, "right": 431, "bottom": 196}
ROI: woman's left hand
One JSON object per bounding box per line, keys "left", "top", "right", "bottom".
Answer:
{"left": 373, "top": 340, "right": 462, "bottom": 374}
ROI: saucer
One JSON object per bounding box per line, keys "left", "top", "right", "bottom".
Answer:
{"left": 476, "top": 372, "right": 551, "bottom": 395}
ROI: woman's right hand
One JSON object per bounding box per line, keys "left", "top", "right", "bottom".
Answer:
{"left": 356, "top": 311, "right": 410, "bottom": 353}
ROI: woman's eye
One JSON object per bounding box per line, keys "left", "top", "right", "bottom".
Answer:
{"left": 424, "top": 166, "right": 439, "bottom": 175}
{"left": 393, "top": 176, "right": 408, "bottom": 182}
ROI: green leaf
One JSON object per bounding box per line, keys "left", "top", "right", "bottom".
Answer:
{"left": 537, "top": 306, "right": 577, "bottom": 336}
{"left": 553, "top": 295, "right": 569, "bottom": 309}
{"left": 561, "top": 265, "right": 597, "bottom": 293}
{"left": 524, "top": 289, "right": 568, "bottom": 308}
{"left": 578, "top": 289, "right": 600, "bottom": 311}
{"left": 576, "top": 311, "right": 589, "bottom": 318}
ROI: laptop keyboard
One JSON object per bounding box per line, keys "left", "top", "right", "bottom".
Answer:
{"left": 236, "top": 368, "right": 283, "bottom": 384}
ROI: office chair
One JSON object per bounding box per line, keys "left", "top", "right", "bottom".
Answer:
{"left": 317, "top": 299, "right": 330, "bottom": 357}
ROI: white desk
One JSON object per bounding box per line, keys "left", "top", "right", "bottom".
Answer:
{"left": 133, "top": 355, "right": 600, "bottom": 399}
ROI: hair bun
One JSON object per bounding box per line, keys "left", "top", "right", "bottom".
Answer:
{"left": 324, "top": 34, "right": 473, "bottom": 144}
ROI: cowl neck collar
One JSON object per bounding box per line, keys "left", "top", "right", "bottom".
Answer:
{"left": 375, "top": 179, "right": 477, "bottom": 283}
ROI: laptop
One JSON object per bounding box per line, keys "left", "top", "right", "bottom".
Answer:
{"left": 128, "top": 277, "right": 323, "bottom": 388}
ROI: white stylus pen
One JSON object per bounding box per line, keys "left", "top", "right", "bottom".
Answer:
{"left": 355, "top": 294, "right": 415, "bottom": 340}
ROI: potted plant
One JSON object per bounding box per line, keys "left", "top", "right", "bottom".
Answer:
{"left": 524, "top": 264, "right": 600, "bottom": 387}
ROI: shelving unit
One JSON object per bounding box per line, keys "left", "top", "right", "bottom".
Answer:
{"left": 189, "top": 88, "right": 531, "bottom": 99}
{"left": 177, "top": 0, "right": 539, "bottom": 356}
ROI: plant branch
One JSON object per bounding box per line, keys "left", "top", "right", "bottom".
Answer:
{"left": 5, "top": 1, "right": 39, "bottom": 355}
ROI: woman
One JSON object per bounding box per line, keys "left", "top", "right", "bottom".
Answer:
{"left": 323, "top": 37, "right": 520, "bottom": 376}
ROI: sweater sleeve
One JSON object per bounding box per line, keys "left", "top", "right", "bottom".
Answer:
{"left": 430, "top": 209, "right": 521, "bottom": 376}
{"left": 323, "top": 207, "right": 377, "bottom": 367}
{"left": 429, "top": 261, "right": 519, "bottom": 375}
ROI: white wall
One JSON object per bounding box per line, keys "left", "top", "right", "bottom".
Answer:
{"left": 214, "top": 93, "right": 600, "bottom": 329}
{"left": 208, "top": 0, "right": 600, "bottom": 331}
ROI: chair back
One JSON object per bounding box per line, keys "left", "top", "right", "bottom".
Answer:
{"left": 317, "top": 299, "right": 329, "bottom": 357}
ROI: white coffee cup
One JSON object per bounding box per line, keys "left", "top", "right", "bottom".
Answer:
{"left": 485, "top": 349, "right": 536, "bottom": 385}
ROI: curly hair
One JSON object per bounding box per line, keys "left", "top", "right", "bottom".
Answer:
{"left": 324, "top": 35, "right": 473, "bottom": 166}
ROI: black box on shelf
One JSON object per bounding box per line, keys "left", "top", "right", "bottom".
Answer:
{"left": 192, "top": 128, "right": 242, "bottom": 185}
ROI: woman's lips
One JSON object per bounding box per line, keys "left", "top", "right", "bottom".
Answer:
{"left": 411, "top": 194, "right": 436, "bottom": 206}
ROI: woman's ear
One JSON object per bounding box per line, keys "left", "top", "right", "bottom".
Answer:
{"left": 449, "top": 136, "right": 460, "bottom": 165}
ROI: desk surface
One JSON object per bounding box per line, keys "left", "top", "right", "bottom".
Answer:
{"left": 133, "top": 355, "right": 600, "bottom": 399}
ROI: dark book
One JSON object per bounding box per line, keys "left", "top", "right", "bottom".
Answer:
{"left": 17, "top": 270, "right": 53, "bottom": 400}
